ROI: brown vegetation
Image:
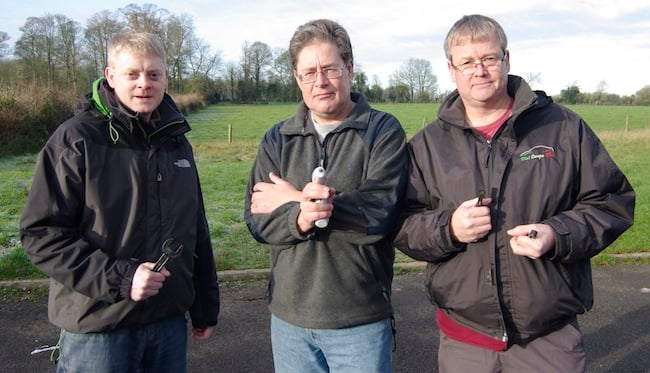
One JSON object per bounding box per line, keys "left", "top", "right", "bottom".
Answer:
{"left": 0, "top": 85, "right": 208, "bottom": 157}
{"left": 171, "top": 92, "right": 208, "bottom": 114}
{"left": 0, "top": 84, "right": 76, "bottom": 156}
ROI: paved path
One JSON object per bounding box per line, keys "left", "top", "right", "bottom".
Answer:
{"left": 2, "top": 265, "right": 649, "bottom": 372}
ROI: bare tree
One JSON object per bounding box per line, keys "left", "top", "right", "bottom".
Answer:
{"left": 119, "top": 3, "right": 169, "bottom": 34}
{"left": 164, "top": 13, "right": 194, "bottom": 91}
{"left": 186, "top": 38, "right": 222, "bottom": 80}
{"left": 15, "top": 15, "right": 59, "bottom": 87}
{"left": 184, "top": 38, "right": 222, "bottom": 98}
{"left": 390, "top": 58, "right": 437, "bottom": 102}
{"left": 84, "top": 10, "right": 125, "bottom": 76}
{"left": 525, "top": 72, "right": 542, "bottom": 89}
{"left": 270, "top": 48, "right": 292, "bottom": 86}
{"left": 55, "top": 15, "right": 82, "bottom": 91}
{"left": 268, "top": 48, "right": 298, "bottom": 101}
{"left": 171, "top": 17, "right": 223, "bottom": 97}
{"left": 240, "top": 41, "right": 272, "bottom": 101}
{"left": 14, "top": 14, "right": 87, "bottom": 91}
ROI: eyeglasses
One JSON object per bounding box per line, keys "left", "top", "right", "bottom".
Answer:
{"left": 297, "top": 66, "right": 346, "bottom": 84}
{"left": 451, "top": 53, "right": 506, "bottom": 75}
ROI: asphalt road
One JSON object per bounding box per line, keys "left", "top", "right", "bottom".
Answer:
{"left": 2, "top": 265, "right": 649, "bottom": 372}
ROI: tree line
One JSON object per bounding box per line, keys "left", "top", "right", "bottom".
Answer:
{"left": 0, "top": 3, "right": 648, "bottom": 107}
{"left": 0, "top": 4, "right": 445, "bottom": 104}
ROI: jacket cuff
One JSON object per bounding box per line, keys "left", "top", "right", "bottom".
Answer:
{"left": 542, "top": 220, "right": 568, "bottom": 260}
{"left": 442, "top": 209, "right": 465, "bottom": 253}
{"left": 118, "top": 261, "right": 139, "bottom": 301}
{"left": 288, "top": 203, "right": 314, "bottom": 240}
{"left": 191, "top": 318, "right": 218, "bottom": 330}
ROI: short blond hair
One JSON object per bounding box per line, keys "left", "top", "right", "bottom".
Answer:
{"left": 107, "top": 30, "right": 166, "bottom": 68}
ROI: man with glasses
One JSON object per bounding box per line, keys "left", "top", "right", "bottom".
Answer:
{"left": 245, "top": 18, "right": 408, "bottom": 372}
{"left": 395, "top": 14, "right": 634, "bottom": 372}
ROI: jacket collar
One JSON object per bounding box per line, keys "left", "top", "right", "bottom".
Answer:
{"left": 280, "top": 92, "right": 372, "bottom": 136}
{"left": 438, "top": 75, "right": 550, "bottom": 131}
{"left": 82, "top": 78, "right": 189, "bottom": 141}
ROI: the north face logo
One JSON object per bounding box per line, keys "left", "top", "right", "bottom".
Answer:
{"left": 174, "top": 159, "right": 191, "bottom": 168}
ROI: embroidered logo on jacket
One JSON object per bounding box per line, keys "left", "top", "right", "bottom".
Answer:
{"left": 519, "top": 145, "right": 556, "bottom": 161}
{"left": 173, "top": 159, "right": 191, "bottom": 168}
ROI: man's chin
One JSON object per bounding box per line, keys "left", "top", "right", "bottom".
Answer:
{"left": 132, "top": 103, "right": 159, "bottom": 115}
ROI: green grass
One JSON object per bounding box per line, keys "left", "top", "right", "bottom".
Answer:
{"left": 0, "top": 155, "right": 34, "bottom": 260}
{"left": 0, "top": 247, "right": 43, "bottom": 279}
{"left": 565, "top": 104, "right": 650, "bottom": 132}
{"left": 1, "top": 103, "right": 649, "bottom": 280}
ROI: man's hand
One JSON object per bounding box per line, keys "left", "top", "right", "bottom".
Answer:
{"left": 192, "top": 326, "right": 214, "bottom": 340}
{"left": 250, "top": 172, "right": 302, "bottom": 214}
{"left": 251, "top": 172, "right": 335, "bottom": 233}
{"left": 130, "top": 263, "right": 170, "bottom": 301}
{"left": 296, "top": 180, "right": 335, "bottom": 234}
{"left": 507, "top": 224, "right": 555, "bottom": 259}
{"left": 450, "top": 197, "right": 492, "bottom": 243}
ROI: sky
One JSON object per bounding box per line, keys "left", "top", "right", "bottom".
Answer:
{"left": 2, "top": 0, "right": 649, "bottom": 96}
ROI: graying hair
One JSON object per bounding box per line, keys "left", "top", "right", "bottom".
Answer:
{"left": 289, "top": 19, "right": 353, "bottom": 69}
{"left": 444, "top": 14, "right": 508, "bottom": 61}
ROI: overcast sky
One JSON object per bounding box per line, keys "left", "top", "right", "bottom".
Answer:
{"left": 2, "top": 0, "right": 649, "bottom": 96}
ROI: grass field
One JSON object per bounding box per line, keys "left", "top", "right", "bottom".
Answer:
{"left": 1, "top": 103, "right": 648, "bottom": 279}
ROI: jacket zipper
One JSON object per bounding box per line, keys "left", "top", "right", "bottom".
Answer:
{"left": 319, "top": 133, "right": 331, "bottom": 169}
{"left": 484, "top": 139, "right": 492, "bottom": 168}
{"left": 484, "top": 137, "right": 509, "bottom": 346}
{"left": 151, "top": 119, "right": 185, "bottom": 138}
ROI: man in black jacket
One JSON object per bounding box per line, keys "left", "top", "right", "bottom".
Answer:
{"left": 395, "top": 14, "right": 634, "bottom": 373}
{"left": 20, "top": 31, "right": 220, "bottom": 372}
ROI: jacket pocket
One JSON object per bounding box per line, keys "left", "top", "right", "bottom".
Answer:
{"left": 357, "top": 244, "right": 393, "bottom": 303}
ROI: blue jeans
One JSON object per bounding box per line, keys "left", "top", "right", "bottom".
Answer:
{"left": 56, "top": 313, "right": 187, "bottom": 373}
{"left": 271, "top": 314, "right": 393, "bottom": 373}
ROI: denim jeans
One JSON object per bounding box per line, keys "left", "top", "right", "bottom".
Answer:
{"left": 271, "top": 314, "right": 393, "bottom": 373}
{"left": 56, "top": 313, "right": 187, "bottom": 373}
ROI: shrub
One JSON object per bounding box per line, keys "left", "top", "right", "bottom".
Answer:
{"left": 0, "top": 84, "right": 76, "bottom": 156}
{"left": 171, "top": 92, "right": 207, "bottom": 114}
{"left": 1, "top": 86, "right": 208, "bottom": 157}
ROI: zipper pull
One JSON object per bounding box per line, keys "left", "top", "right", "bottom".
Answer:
{"left": 319, "top": 136, "right": 328, "bottom": 169}
{"left": 486, "top": 267, "right": 494, "bottom": 285}
{"left": 484, "top": 140, "right": 492, "bottom": 168}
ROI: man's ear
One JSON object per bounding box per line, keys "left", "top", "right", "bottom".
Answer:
{"left": 104, "top": 67, "right": 115, "bottom": 88}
